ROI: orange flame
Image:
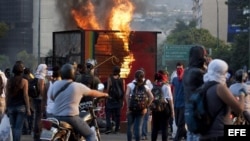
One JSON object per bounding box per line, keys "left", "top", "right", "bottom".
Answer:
{"left": 71, "top": 0, "right": 135, "bottom": 78}
{"left": 109, "top": 1, "right": 134, "bottom": 32}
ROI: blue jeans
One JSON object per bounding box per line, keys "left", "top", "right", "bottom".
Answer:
{"left": 7, "top": 105, "right": 27, "bottom": 141}
{"left": 186, "top": 131, "right": 200, "bottom": 141}
{"left": 174, "top": 107, "right": 187, "bottom": 141}
{"left": 105, "top": 107, "right": 121, "bottom": 131}
{"left": 127, "top": 112, "right": 144, "bottom": 141}
{"left": 32, "top": 98, "right": 42, "bottom": 140}
{"left": 141, "top": 109, "right": 149, "bottom": 137}
{"left": 54, "top": 115, "right": 96, "bottom": 141}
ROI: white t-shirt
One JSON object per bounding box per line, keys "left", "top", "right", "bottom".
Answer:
{"left": 161, "top": 84, "right": 173, "bottom": 101}
{"left": 50, "top": 80, "right": 91, "bottom": 116}
{"left": 229, "top": 82, "right": 250, "bottom": 111}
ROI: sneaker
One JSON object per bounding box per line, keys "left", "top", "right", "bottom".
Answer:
{"left": 141, "top": 136, "right": 148, "bottom": 140}
{"left": 104, "top": 130, "right": 112, "bottom": 134}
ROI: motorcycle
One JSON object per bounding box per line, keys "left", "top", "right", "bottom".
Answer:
{"left": 40, "top": 83, "right": 106, "bottom": 141}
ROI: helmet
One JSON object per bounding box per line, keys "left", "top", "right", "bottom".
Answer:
{"left": 86, "top": 59, "right": 97, "bottom": 70}
{"left": 60, "top": 63, "right": 75, "bottom": 80}
{"left": 235, "top": 69, "right": 247, "bottom": 82}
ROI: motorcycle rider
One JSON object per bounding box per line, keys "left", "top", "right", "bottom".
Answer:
{"left": 49, "top": 63, "right": 109, "bottom": 141}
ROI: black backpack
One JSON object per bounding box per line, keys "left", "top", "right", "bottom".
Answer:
{"left": 79, "top": 73, "right": 95, "bottom": 109}
{"left": 81, "top": 73, "right": 94, "bottom": 89}
{"left": 129, "top": 80, "right": 148, "bottom": 112}
{"left": 184, "top": 81, "right": 218, "bottom": 135}
{"left": 28, "top": 78, "right": 39, "bottom": 98}
{"left": 150, "top": 83, "right": 169, "bottom": 112}
{"left": 108, "top": 76, "right": 124, "bottom": 101}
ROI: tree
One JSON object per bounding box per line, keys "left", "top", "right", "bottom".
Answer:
{"left": 226, "top": 0, "right": 250, "bottom": 70}
{"left": 229, "top": 33, "right": 249, "bottom": 71}
{"left": 161, "top": 20, "right": 231, "bottom": 70}
{"left": 16, "top": 50, "right": 38, "bottom": 72}
{"left": 0, "top": 22, "right": 9, "bottom": 38}
{"left": 171, "top": 19, "right": 196, "bottom": 33}
{"left": 0, "top": 55, "right": 11, "bottom": 70}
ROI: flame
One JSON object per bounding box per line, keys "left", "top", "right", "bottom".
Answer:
{"left": 71, "top": 0, "right": 135, "bottom": 78}
{"left": 109, "top": 1, "right": 134, "bottom": 32}
{"left": 108, "top": 1, "right": 135, "bottom": 78}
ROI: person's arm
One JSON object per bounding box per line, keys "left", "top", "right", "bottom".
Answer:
{"left": 87, "top": 89, "right": 109, "bottom": 98}
{"left": 22, "top": 79, "right": 31, "bottom": 116}
{"left": 125, "top": 84, "right": 131, "bottom": 113}
{"left": 165, "top": 84, "right": 175, "bottom": 118}
{"left": 106, "top": 76, "right": 111, "bottom": 93}
{"left": 146, "top": 86, "right": 154, "bottom": 106}
{"left": 39, "top": 79, "right": 47, "bottom": 115}
{"left": 217, "top": 83, "right": 244, "bottom": 115}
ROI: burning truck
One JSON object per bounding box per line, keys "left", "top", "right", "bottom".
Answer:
{"left": 50, "top": 0, "right": 161, "bottom": 122}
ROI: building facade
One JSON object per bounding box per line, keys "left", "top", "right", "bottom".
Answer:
{"left": 0, "top": 0, "right": 33, "bottom": 61}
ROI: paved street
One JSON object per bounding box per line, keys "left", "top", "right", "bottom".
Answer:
{"left": 21, "top": 132, "right": 177, "bottom": 141}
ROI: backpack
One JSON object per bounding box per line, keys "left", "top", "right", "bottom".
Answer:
{"left": 80, "top": 73, "right": 95, "bottom": 107}
{"left": 28, "top": 78, "right": 39, "bottom": 98}
{"left": 129, "top": 80, "right": 148, "bottom": 112}
{"left": 150, "top": 83, "right": 169, "bottom": 112}
{"left": 81, "top": 73, "right": 94, "bottom": 89}
{"left": 184, "top": 81, "right": 218, "bottom": 135}
{"left": 109, "top": 76, "right": 124, "bottom": 101}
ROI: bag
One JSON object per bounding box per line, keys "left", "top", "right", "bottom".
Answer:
{"left": 109, "top": 76, "right": 123, "bottom": 101}
{"left": 28, "top": 78, "right": 39, "bottom": 98}
{"left": 0, "top": 114, "right": 13, "bottom": 141}
{"left": 150, "top": 83, "right": 169, "bottom": 112}
{"left": 129, "top": 80, "right": 148, "bottom": 112}
{"left": 184, "top": 81, "right": 218, "bottom": 135}
{"left": 81, "top": 74, "right": 94, "bottom": 89}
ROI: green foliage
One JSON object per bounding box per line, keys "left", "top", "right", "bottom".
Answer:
{"left": 164, "top": 19, "right": 232, "bottom": 70}
{"left": 16, "top": 50, "right": 38, "bottom": 72}
{"left": 167, "top": 27, "right": 229, "bottom": 50}
{"left": 0, "top": 55, "right": 11, "bottom": 70}
{"left": 0, "top": 22, "right": 9, "bottom": 38}
{"left": 229, "top": 33, "right": 249, "bottom": 71}
{"left": 171, "top": 19, "right": 196, "bottom": 33}
{"left": 225, "top": 0, "right": 250, "bottom": 70}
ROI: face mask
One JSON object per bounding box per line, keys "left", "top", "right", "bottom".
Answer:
{"left": 176, "top": 67, "right": 184, "bottom": 80}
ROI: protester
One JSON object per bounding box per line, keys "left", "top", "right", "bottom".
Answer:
{"left": 50, "top": 63, "right": 109, "bottom": 141}
{"left": 22, "top": 68, "right": 35, "bottom": 135}
{"left": 125, "top": 69, "right": 154, "bottom": 141}
{"left": 0, "top": 70, "right": 7, "bottom": 116}
{"left": 45, "top": 66, "right": 61, "bottom": 118}
{"left": 105, "top": 66, "right": 125, "bottom": 134}
{"left": 151, "top": 70, "right": 174, "bottom": 141}
{"left": 4, "top": 68, "right": 11, "bottom": 79}
{"left": 229, "top": 69, "right": 250, "bottom": 122}
{"left": 139, "top": 68, "right": 152, "bottom": 140}
{"left": 182, "top": 45, "right": 208, "bottom": 141}
{"left": 171, "top": 62, "right": 187, "bottom": 141}
{"left": 200, "top": 59, "right": 245, "bottom": 140}
{"left": 6, "top": 62, "right": 31, "bottom": 141}
{"left": 33, "top": 63, "right": 48, "bottom": 141}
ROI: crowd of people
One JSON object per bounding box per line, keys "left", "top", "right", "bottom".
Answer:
{"left": 0, "top": 45, "right": 249, "bottom": 141}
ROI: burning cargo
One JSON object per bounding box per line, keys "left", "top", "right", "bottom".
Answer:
{"left": 52, "top": 29, "right": 160, "bottom": 84}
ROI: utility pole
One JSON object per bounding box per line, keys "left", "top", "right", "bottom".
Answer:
{"left": 38, "top": 0, "right": 41, "bottom": 64}
{"left": 216, "top": 0, "right": 219, "bottom": 48}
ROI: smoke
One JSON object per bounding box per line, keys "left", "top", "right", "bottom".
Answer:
{"left": 55, "top": 0, "right": 126, "bottom": 30}
{"left": 55, "top": 0, "right": 193, "bottom": 44}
